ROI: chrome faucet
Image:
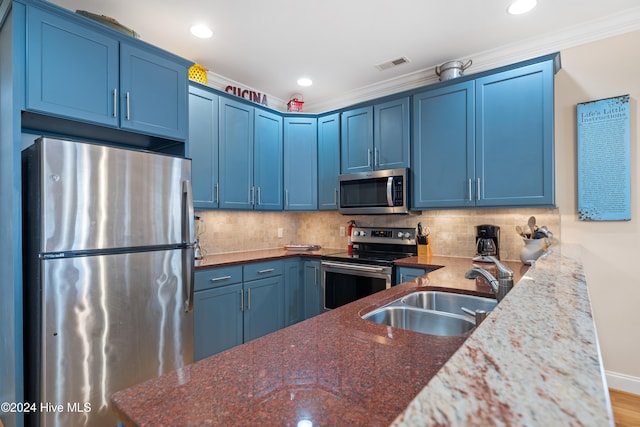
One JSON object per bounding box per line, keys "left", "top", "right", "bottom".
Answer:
{"left": 465, "top": 256, "right": 514, "bottom": 302}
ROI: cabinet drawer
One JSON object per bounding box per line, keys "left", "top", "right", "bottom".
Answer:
{"left": 195, "top": 265, "right": 243, "bottom": 291}
{"left": 243, "top": 260, "right": 283, "bottom": 282}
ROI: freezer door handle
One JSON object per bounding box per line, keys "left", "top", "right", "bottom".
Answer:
{"left": 183, "top": 180, "right": 195, "bottom": 245}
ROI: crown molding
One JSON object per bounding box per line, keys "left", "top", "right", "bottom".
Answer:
{"left": 306, "top": 6, "right": 640, "bottom": 113}
{"left": 198, "top": 6, "right": 640, "bottom": 114}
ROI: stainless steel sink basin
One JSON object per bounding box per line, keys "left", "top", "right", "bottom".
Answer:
{"left": 362, "top": 306, "right": 475, "bottom": 336}
{"left": 401, "top": 291, "right": 497, "bottom": 316}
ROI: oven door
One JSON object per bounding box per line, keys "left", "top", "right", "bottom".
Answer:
{"left": 321, "top": 261, "right": 392, "bottom": 310}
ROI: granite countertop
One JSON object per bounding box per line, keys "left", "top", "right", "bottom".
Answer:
{"left": 111, "top": 245, "right": 612, "bottom": 426}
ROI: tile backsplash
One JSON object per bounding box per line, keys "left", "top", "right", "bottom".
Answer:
{"left": 195, "top": 208, "right": 560, "bottom": 262}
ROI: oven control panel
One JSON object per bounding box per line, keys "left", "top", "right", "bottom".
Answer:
{"left": 351, "top": 227, "right": 416, "bottom": 244}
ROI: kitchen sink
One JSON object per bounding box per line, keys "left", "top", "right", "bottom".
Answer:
{"left": 400, "top": 291, "right": 497, "bottom": 317}
{"left": 362, "top": 306, "right": 475, "bottom": 336}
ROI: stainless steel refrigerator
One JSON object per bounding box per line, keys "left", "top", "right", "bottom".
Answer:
{"left": 22, "top": 137, "right": 195, "bottom": 427}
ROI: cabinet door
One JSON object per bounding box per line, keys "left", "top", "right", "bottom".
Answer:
{"left": 284, "top": 117, "right": 318, "bottom": 211}
{"left": 396, "top": 267, "right": 430, "bottom": 284}
{"left": 412, "top": 82, "right": 476, "bottom": 209}
{"left": 26, "top": 6, "right": 119, "bottom": 127}
{"left": 341, "top": 106, "right": 373, "bottom": 173}
{"left": 119, "top": 43, "right": 188, "bottom": 140}
{"left": 374, "top": 97, "right": 410, "bottom": 170}
{"left": 188, "top": 86, "right": 219, "bottom": 209}
{"left": 243, "top": 276, "right": 285, "bottom": 343}
{"left": 284, "top": 259, "right": 303, "bottom": 326}
{"left": 318, "top": 113, "right": 340, "bottom": 210}
{"left": 219, "top": 97, "right": 254, "bottom": 210}
{"left": 194, "top": 283, "right": 243, "bottom": 361}
{"left": 254, "top": 108, "right": 283, "bottom": 210}
{"left": 303, "top": 260, "right": 321, "bottom": 319}
{"left": 475, "top": 61, "right": 555, "bottom": 207}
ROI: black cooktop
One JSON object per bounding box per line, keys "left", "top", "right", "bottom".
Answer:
{"left": 322, "top": 251, "right": 414, "bottom": 266}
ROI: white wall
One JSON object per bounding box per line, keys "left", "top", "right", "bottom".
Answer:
{"left": 555, "top": 30, "right": 640, "bottom": 393}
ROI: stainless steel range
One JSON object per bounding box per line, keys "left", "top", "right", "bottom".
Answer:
{"left": 321, "top": 226, "right": 417, "bottom": 310}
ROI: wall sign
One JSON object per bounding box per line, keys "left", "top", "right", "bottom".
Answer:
{"left": 224, "top": 85, "right": 268, "bottom": 106}
{"left": 577, "top": 94, "right": 631, "bottom": 221}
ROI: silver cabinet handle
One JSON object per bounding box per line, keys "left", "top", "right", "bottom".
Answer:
{"left": 250, "top": 186, "right": 255, "bottom": 206}
{"left": 209, "top": 275, "right": 231, "bottom": 282}
{"left": 247, "top": 289, "right": 251, "bottom": 311}
{"left": 258, "top": 268, "right": 275, "bottom": 274}
{"left": 477, "top": 177, "right": 481, "bottom": 201}
{"left": 367, "top": 149, "right": 372, "bottom": 168}
{"left": 334, "top": 188, "right": 338, "bottom": 205}
{"left": 400, "top": 274, "right": 404, "bottom": 283}
{"left": 125, "top": 91, "right": 131, "bottom": 120}
{"left": 468, "top": 179, "right": 473, "bottom": 202}
{"left": 374, "top": 148, "right": 379, "bottom": 167}
{"left": 214, "top": 182, "right": 219, "bottom": 204}
{"left": 257, "top": 187, "right": 261, "bottom": 206}
{"left": 240, "top": 290, "right": 244, "bottom": 312}
{"left": 315, "top": 266, "right": 319, "bottom": 286}
{"left": 285, "top": 189, "right": 289, "bottom": 208}
{"left": 113, "top": 88, "right": 118, "bottom": 118}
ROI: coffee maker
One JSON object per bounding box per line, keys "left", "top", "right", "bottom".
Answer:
{"left": 475, "top": 224, "right": 500, "bottom": 261}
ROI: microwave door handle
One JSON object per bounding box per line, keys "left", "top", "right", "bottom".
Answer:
{"left": 386, "top": 177, "right": 394, "bottom": 206}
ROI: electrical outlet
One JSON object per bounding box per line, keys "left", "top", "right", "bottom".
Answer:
{"left": 339, "top": 226, "right": 346, "bottom": 237}
{"left": 277, "top": 228, "right": 284, "bottom": 238}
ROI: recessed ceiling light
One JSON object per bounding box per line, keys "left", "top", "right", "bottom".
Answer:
{"left": 190, "top": 24, "right": 213, "bottom": 39}
{"left": 507, "top": 0, "right": 537, "bottom": 15}
{"left": 297, "top": 78, "right": 313, "bottom": 87}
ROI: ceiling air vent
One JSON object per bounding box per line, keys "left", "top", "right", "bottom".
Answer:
{"left": 376, "top": 56, "right": 410, "bottom": 71}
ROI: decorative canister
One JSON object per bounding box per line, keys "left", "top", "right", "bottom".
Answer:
{"left": 435, "top": 59, "right": 472, "bottom": 81}
{"left": 519, "top": 238, "right": 550, "bottom": 265}
{"left": 188, "top": 63, "right": 208, "bottom": 84}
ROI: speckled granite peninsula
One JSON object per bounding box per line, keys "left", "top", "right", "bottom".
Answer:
{"left": 111, "top": 244, "right": 613, "bottom": 426}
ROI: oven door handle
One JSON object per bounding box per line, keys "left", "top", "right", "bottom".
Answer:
{"left": 386, "top": 176, "right": 394, "bottom": 207}
{"left": 322, "top": 261, "right": 387, "bottom": 273}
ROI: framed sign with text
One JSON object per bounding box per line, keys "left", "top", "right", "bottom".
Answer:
{"left": 577, "top": 94, "right": 631, "bottom": 221}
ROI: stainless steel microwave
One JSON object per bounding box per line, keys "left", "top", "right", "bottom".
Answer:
{"left": 338, "top": 168, "right": 409, "bottom": 214}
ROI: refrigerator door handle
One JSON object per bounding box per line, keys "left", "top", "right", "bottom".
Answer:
{"left": 183, "top": 180, "right": 195, "bottom": 313}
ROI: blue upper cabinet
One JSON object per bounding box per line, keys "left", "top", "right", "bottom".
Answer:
{"left": 254, "top": 108, "right": 283, "bottom": 210}
{"left": 341, "top": 98, "right": 410, "bottom": 173}
{"left": 412, "top": 81, "right": 475, "bottom": 209}
{"left": 317, "top": 113, "right": 340, "bottom": 210}
{"left": 25, "top": 4, "right": 189, "bottom": 141}
{"left": 219, "top": 97, "right": 254, "bottom": 210}
{"left": 119, "top": 43, "right": 188, "bottom": 140}
{"left": 284, "top": 117, "right": 318, "bottom": 211}
{"left": 26, "top": 6, "right": 119, "bottom": 128}
{"left": 412, "top": 58, "right": 555, "bottom": 209}
{"left": 374, "top": 97, "right": 410, "bottom": 170}
{"left": 341, "top": 106, "right": 373, "bottom": 173}
{"left": 188, "top": 86, "right": 219, "bottom": 209}
{"left": 475, "top": 61, "right": 555, "bottom": 207}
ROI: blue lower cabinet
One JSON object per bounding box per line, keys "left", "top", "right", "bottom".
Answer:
{"left": 284, "top": 259, "right": 304, "bottom": 326}
{"left": 303, "top": 259, "right": 322, "bottom": 319}
{"left": 243, "top": 275, "right": 285, "bottom": 343}
{"left": 194, "top": 283, "right": 243, "bottom": 361}
{"left": 194, "top": 261, "right": 285, "bottom": 360}
{"left": 396, "top": 267, "right": 431, "bottom": 284}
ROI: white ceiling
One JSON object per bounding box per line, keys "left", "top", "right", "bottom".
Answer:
{"left": 49, "top": 0, "right": 640, "bottom": 112}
